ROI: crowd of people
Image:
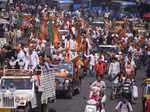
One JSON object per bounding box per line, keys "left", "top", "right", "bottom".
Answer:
{"left": 1, "top": 0, "right": 150, "bottom": 112}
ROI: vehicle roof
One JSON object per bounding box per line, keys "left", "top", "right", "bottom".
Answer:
{"left": 144, "top": 78, "right": 150, "bottom": 84}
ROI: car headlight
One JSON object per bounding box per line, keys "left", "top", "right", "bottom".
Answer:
{"left": 15, "top": 97, "right": 20, "bottom": 103}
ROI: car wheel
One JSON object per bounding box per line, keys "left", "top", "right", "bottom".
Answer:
{"left": 76, "top": 80, "right": 81, "bottom": 94}
{"left": 42, "top": 103, "right": 49, "bottom": 112}
{"left": 66, "top": 87, "right": 73, "bottom": 99}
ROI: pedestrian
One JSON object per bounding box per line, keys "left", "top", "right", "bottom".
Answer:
{"left": 113, "top": 95, "right": 133, "bottom": 112}
{"left": 108, "top": 58, "right": 120, "bottom": 81}
{"left": 93, "top": 58, "right": 106, "bottom": 79}
{"left": 89, "top": 51, "right": 97, "bottom": 77}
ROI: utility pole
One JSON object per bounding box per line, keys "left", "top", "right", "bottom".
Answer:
{"left": 89, "top": 0, "right": 91, "bottom": 9}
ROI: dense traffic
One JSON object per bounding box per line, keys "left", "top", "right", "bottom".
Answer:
{"left": 0, "top": 0, "right": 150, "bottom": 112}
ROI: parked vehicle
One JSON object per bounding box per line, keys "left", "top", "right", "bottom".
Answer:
{"left": 0, "top": 68, "right": 56, "bottom": 112}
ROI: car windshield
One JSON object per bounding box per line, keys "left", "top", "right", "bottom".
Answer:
{"left": 97, "top": 46, "right": 118, "bottom": 53}
{"left": 1, "top": 78, "right": 32, "bottom": 90}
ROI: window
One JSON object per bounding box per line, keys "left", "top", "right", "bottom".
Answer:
{"left": 147, "top": 86, "right": 150, "bottom": 95}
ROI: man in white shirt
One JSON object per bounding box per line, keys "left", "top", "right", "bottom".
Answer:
{"left": 108, "top": 58, "right": 120, "bottom": 81}
{"left": 17, "top": 48, "right": 25, "bottom": 61}
{"left": 90, "top": 76, "right": 106, "bottom": 90}
{"left": 89, "top": 52, "right": 98, "bottom": 76}
{"left": 90, "top": 76, "right": 106, "bottom": 97}
{"left": 18, "top": 59, "right": 25, "bottom": 69}
{"left": 16, "top": 28, "right": 22, "bottom": 39}
{"left": 29, "top": 50, "right": 39, "bottom": 72}
{"left": 9, "top": 57, "right": 17, "bottom": 69}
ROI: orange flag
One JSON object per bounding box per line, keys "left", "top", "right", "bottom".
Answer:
{"left": 40, "top": 20, "right": 48, "bottom": 40}
{"left": 53, "top": 25, "right": 61, "bottom": 47}
{"left": 69, "top": 25, "right": 74, "bottom": 36}
{"left": 75, "top": 23, "right": 79, "bottom": 33}
{"left": 76, "top": 30, "right": 81, "bottom": 45}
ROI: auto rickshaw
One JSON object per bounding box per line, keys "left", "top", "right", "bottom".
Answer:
{"left": 142, "top": 78, "right": 150, "bottom": 112}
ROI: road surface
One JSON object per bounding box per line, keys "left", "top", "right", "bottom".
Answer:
{"left": 49, "top": 67, "right": 144, "bottom": 112}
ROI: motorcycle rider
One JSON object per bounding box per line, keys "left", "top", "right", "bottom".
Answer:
{"left": 90, "top": 75, "right": 106, "bottom": 97}
{"left": 89, "top": 86, "right": 105, "bottom": 111}
{"left": 113, "top": 95, "right": 133, "bottom": 112}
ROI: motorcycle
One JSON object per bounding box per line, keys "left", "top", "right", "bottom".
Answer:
{"left": 111, "top": 76, "right": 121, "bottom": 100}
{"left": 84, "top": 87, "right": 106, "bottom": 112}
{"left": 121, "top": 79, "right": 138, "bottom": 103}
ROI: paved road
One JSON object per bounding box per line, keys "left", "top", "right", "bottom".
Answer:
{"left": 49, "top": 67, "right": 144, "bottom": 112}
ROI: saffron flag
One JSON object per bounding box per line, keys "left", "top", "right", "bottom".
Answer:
{"left": 76, "top": 30, "right": 81, "bottom": 45}
{"left": 40, "top": 20, "right": 48, "bottom": 40}
{"left": 75, "top": 22, "right": 81, "bottom": 45}
{"left": 69, "top": 25, "right": 74, "bottom": 37}
{"left": 53, "top": 25, "right": 60, "bottom": 47}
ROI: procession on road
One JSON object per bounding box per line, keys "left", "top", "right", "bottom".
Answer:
{"left": 0, "top": 0, "right": 150, "bottom": 112}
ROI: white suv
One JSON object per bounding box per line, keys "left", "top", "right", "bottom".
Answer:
{"left": 0, "top": 69, "right": 56, "bottom": 112}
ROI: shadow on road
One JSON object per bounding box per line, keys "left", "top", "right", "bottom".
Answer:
{"left": 49, "top": 108, "right": 56, "bottom": 112}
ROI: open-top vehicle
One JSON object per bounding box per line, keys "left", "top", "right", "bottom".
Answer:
{"left": 0, "top": 68, "right": 55, "bottom": 112}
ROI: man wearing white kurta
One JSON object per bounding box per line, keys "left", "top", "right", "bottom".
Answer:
{"left": 30, "top": 50, "right": 39, "bottom": 72}
{"left": 108, "top": 58, "right": 120, "bottom": 80}
{"left": 17, "top": 48, "right": 25, "bottom": 61}
{"left": 24, "top": 51, "right": 30, "bottom": 71}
